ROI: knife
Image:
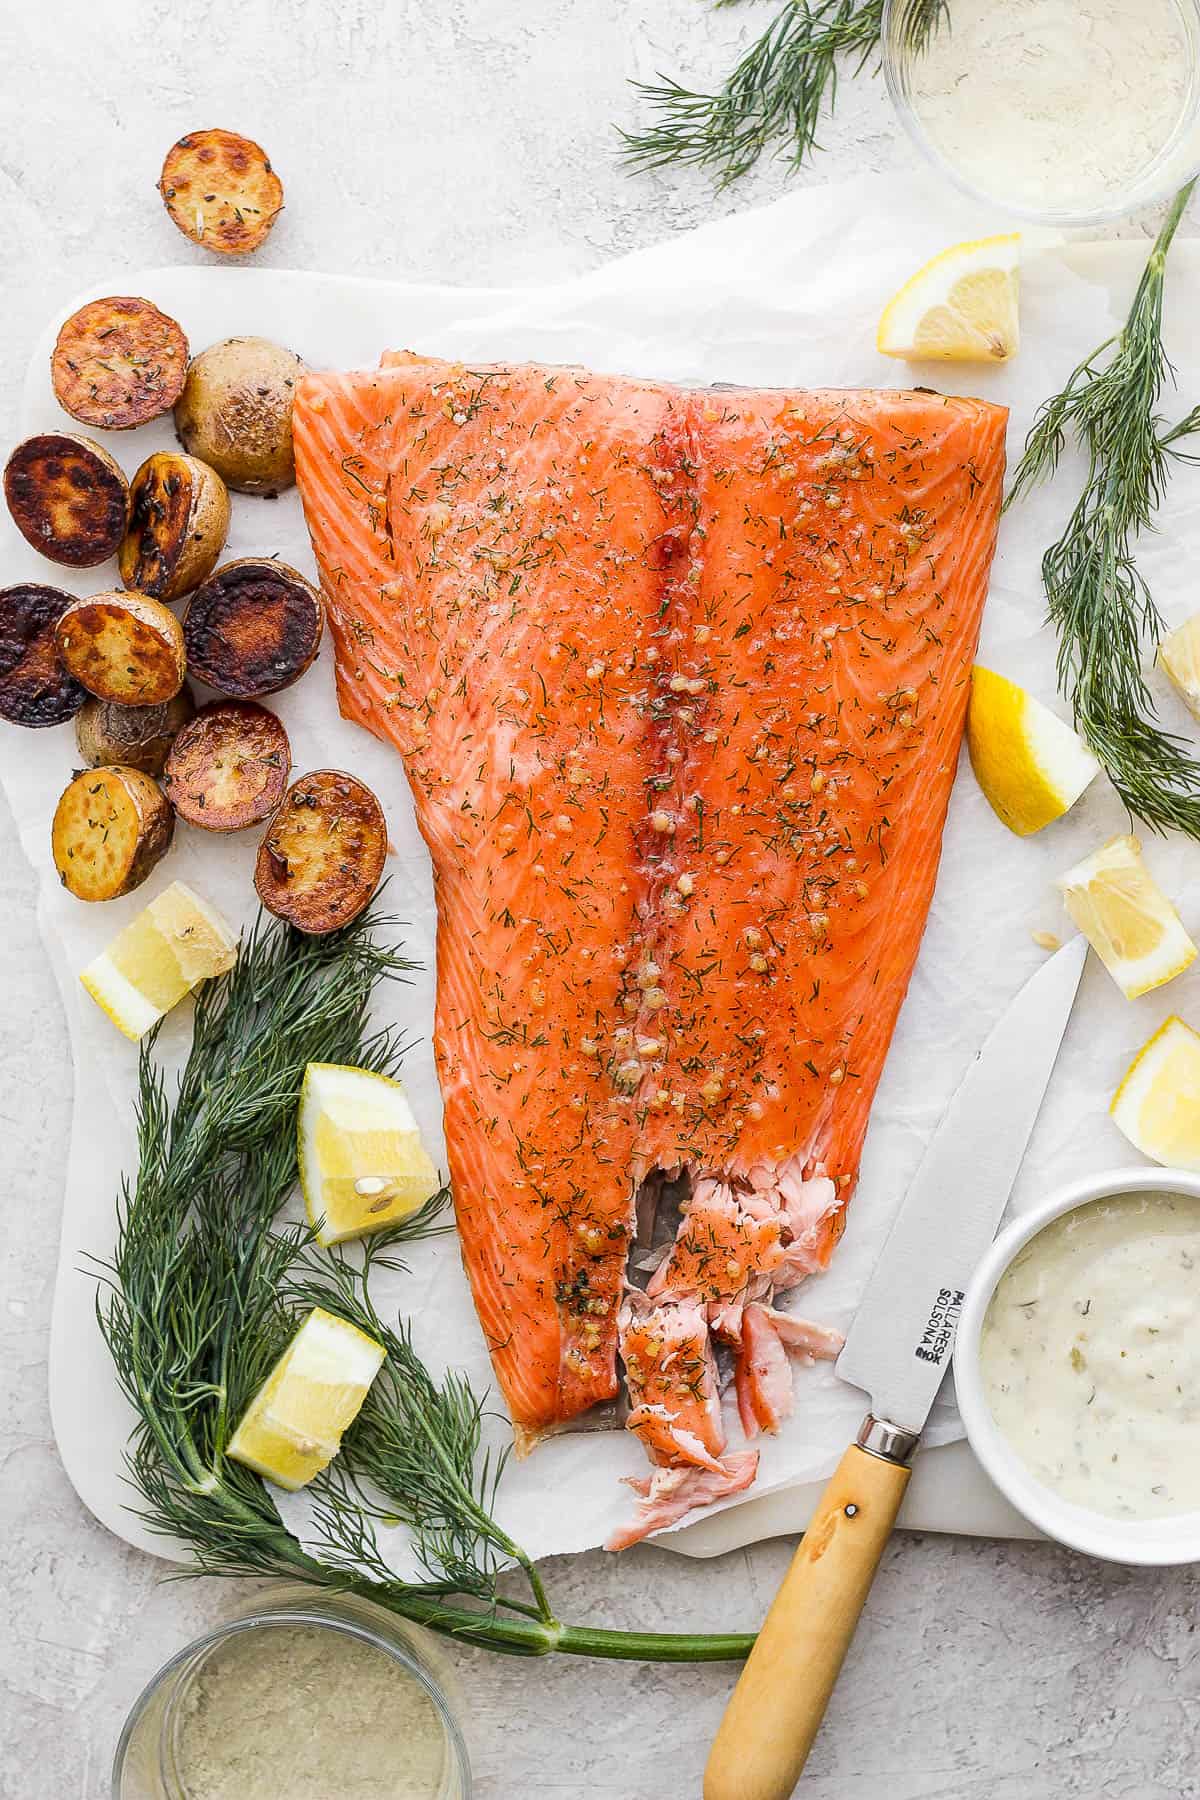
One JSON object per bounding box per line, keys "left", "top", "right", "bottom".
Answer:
{"left": 704, "top": 934, "right": 1088, "bottom": 1800}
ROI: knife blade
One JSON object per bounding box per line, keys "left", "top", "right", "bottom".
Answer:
{"left": 704, "top": 934, "right": 1088, "bottom": 1800}
{"left": 836, "top": 930, "right": 1088, "bottom": 1437}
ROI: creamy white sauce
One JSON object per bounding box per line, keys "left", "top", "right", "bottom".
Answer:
{"left": 980, "top": 1191, "right": 1200, "bottom": 1520}
{"left": 905, "top": 0, "right": 1195, "bottom": 215}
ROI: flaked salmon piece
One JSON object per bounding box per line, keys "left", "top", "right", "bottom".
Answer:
{"left": 646, "top": 1183, "right": 785, "bottom": 1303}
{"left": 605, "top": 1451, "right": 760, "bottom": 1552}
{"left": 619, "top": 1293, "right": 725, "bottom": 1469}
{"left": 730, "top": 1301, "right": 845, "bottom": 1439}
{"left": 626, "top": 1408, "right": 727, "bottom": 1473}
{"left": 735, "top": 1303, "right": 794, "bottom": 1438}
{"left": 294, "top": 354, "right": 1007, "bottom": 1535}
{"left": 762, "top": 1308, "right": 844, "bottom": 1363}
{"left": 734, "top": 1304, "right": 844, "bottom": 1439}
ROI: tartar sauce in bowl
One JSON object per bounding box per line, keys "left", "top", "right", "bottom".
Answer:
{"left": 980, "top": 1190, "right": 1200, "bottom": 1521}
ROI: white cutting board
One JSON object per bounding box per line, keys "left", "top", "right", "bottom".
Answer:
{"left": 18, "top": 230, "right": 1168, "bottom": 1564}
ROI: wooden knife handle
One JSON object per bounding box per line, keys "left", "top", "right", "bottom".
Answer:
{"left": 703, "top": 1442, "right": 911, "bottom": 1800}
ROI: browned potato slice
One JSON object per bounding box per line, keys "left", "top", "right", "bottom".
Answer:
{"left": 174, "top": 337, "right": 306, "bottom": 496}
{"left": 255, "top": 770, "right": 387, "bottom": 935}
{"left": 0, "top": 584, "right": 86, "bottom": 728}
{"left": 52, "top": 766, "right": 174, "bottom": 901}
{"left": 183, "top": 559, "right": 323, "bottom": 697}
{"left": 4, "top": 434, "right": 130, "bottom": 568}
{"left": 54, "top": 592, "right": 186, "bottom": 706}
{"left": 119, "top": 452, "right": 230, "bottom": 602}
{"left": 51, "top": 297, "right": 189, "bottom": 430}
{"left": 75, "top": 688, "right": 195, "bottom": 776}
{"left": 158, "top": 129, "right": 284, "bottom": 257}
{"left": 164, "top": 699, "right": 291, "bottom": 831}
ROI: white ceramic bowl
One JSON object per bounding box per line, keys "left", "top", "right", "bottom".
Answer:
{"left": 954, "top": 1164, "right": 1200, "bottom": 1566}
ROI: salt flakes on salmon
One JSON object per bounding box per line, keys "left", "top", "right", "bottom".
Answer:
{"left": 294, "top": 354, "right": 1007, "bottom": 1546}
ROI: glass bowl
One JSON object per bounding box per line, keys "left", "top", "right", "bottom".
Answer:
{"left": 883, "top": 0, "right": 1200, "bottom": 226}
{"left": 112, "top": 1588, "right": 472, "bottom": 1799}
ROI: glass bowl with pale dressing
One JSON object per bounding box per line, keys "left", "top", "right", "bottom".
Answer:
{"left": 955, "top": 1166, "right": 1200, "bottom": 1564}
{"left": 112, "top": 1589, "right": 471, "bottom": 1800}
{"left": 882, "top": 0, "right": 1200, "bottom": 225}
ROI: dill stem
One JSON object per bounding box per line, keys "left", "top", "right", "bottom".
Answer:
{"left": 516, "top": 1552, "right": 555, "bottom": 1626}
{"left": 1143, "top": 176, "right": 1195, "bottom": 281}
{"left": 352, "top": 1583, "right": 756, "bottom": 1662}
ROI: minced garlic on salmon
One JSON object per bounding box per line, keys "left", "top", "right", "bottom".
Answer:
{"left": 294, "top": 355, "right": 1007, "bottom": 1545}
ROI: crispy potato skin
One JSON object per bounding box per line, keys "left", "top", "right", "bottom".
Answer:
{"left": 52, "top": 765, "right": 174, "bottom": 901}
{"left": 0, "top": 584, "right": 86, "bottom": 727}
{"left": 55, "top": 592, "right": 187, "bottom": 706}
{"left": 183, "top": 558, "right": 323, "bottom": 697}
{"left": 119, "top": 453, "right": 230, "bottom": 602}
{"left": 4, "top": 434, "right": 130, "bottom": 568}
{"left": 255, "top": 770, "right": 387, "bottom": 934}
{"left": 159, "top": 129, "right": 283, "bottom": 257}
{"left": 75, "top": 688, "right": 195, "bottom": 776}
{"left": 51, "top": 297, "right": 189, "bottom": 430}
{"left": 174, "top": 337, "right": 305, "bottom": 496}
{"left": 164, "top": 699, "right": 291, "bottom": 832}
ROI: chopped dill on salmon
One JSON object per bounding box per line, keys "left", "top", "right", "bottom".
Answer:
{"left": 295, "top": 355, "right": 1006, "bottom": 1545}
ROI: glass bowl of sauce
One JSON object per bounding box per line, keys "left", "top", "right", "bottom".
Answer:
{"left": 883, "top": 0, "right": 1200, "bottom": 225}
{"left": 955, "top": 1166, "right": 1200, "bottom": 1563}
{"left": 112, "top": 1589, "right": 472, "bottom": 1800}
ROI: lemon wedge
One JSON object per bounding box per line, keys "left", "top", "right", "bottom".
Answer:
{"left": 1112, "top": 1016, "right": 1200, "bottom": 1169}
{"left": 228, "top": 1307, "right": 385, "bottom": 1491}
{"left": 966, "top": 667, "right": 1100, "bottom": 836}
{"left": 1159, "top": 614, "right": 1200, "bottom": 720}
{"left": 1057, "top": 834, "right": 1196, "bottom": 999}
{"left": 80, "top": 881, "right": 238, "bottom": 1040}
{"left": 877, "top": 233, "right": 1020, "bottom": 362}
{"left": 299, "top": 1062, "right": 441, "bottom": 1247}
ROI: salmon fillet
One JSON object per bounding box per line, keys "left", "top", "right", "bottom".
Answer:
{"left": 294, "top": 355, "right": 1007, "bottom": 1536}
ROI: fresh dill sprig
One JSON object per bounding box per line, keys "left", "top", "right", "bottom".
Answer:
{"left": 1008, "top": 180, "right": 1200, "bottom": 835}
{"left": 97, "top": 906, "right": 416, "bottom": 1559}
{"left": 286, "top": 1234, "right": 538, "bottom": 1612}
{"left": 620, "top": 0, "right": 947, "bottom": 187}
{"left": 96, "top": 907, "right": 754, "bottom": 1663}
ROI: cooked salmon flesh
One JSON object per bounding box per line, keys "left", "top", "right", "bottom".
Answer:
{"left": 294, "top": 355, "right": 1007, "bottom": 1547}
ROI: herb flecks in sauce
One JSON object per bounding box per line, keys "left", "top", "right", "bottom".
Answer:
{"left": 981, "top": 1191, "right": 1200, "bottom": 1520}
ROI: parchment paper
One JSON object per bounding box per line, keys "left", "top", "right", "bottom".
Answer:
{"left": 8, "top": 170, "right": 1199, "bottom": 1566}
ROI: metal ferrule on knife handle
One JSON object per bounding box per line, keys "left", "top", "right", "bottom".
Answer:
{"left": 856, "top": 1413, "right": 920, "bottom": 1464}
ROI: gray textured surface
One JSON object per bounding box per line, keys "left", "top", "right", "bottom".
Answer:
{"left": 1, "top": 3, "right": 1197, "bottom": 1797}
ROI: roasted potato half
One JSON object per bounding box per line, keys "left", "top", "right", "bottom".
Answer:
{"left": 55, "top": 592, "right": 187, "bottom": 707}
{"left": 51, "top": 297, "right": 189, "bottom": 430}
{"left": 159, "top": 129, "right": 284, "bottom": 257}
{"left": 52, "top": 766, "right": 174, "bottom": 902}
{"left": 119, "top": 452, "right": 230, "bottom": 602}
{"left": 174, "top": 337, "right": 306, "bottom": 496}
{"left": 183, "top": 558, "right": 323, "bottom": 697}
{"left": 164, "top": 699, "right": 291, "bottom": 832}
{"left": 75, "top": 688, "right": 195, "bottom": 776}
{"left": 4, "top": 433, "right": 130, "bottom": 567}
{"left": 0, "top": 584, "right": 86, "bottom": 728}
{"left": 255, "top": 770, "right": 387, "bottom": 935}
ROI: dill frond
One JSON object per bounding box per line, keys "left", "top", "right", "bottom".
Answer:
{"left": 1008, "top": 180, "right": 1200, "bottom": 835}
{"left": 620, "top": 0, "right": 947, "bottom": 187}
